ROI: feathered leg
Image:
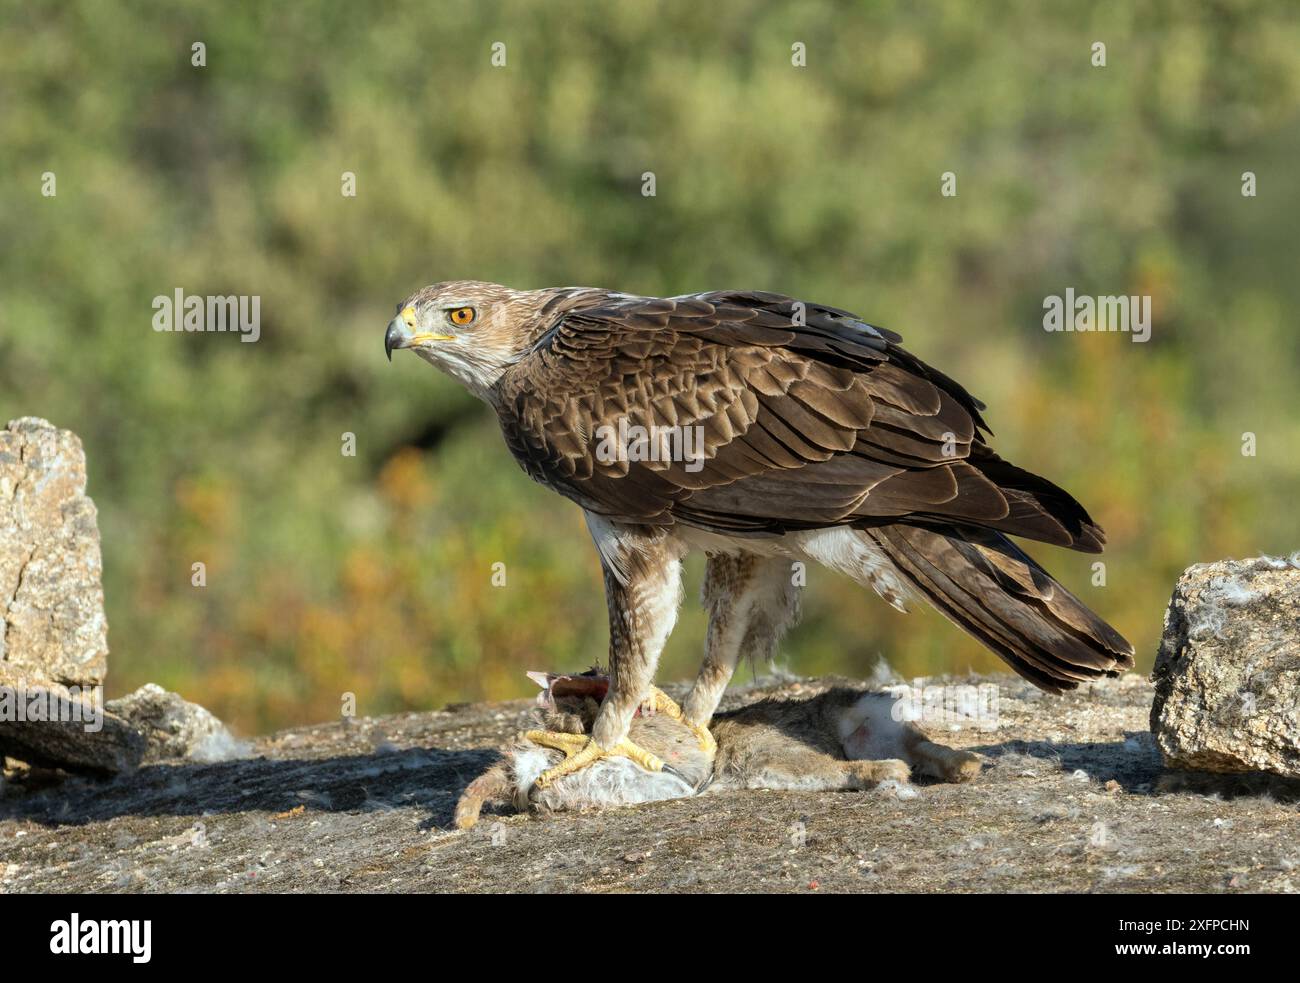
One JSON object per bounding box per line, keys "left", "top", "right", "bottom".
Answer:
{"left": 533, "top": 528, "right": 684, "bottom": 789}
{"left": 680, "top": 554, "right": 800, "bottom": 741}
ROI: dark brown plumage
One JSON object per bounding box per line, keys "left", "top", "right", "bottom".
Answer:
{"left": 497, "top": 289, "right": 1102, "bottom": 546}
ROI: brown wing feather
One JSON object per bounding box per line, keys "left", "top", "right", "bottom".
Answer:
{"left": 496, "top": 289, "right": 1104, "bottom": 550}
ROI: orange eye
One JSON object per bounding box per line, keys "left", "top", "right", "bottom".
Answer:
{"left": 449, "top": 306, "right": 476, "bottom": 326}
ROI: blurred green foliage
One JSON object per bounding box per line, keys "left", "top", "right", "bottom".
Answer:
{"left": 3, "top": 1, "right": 1299, "bottom": 733}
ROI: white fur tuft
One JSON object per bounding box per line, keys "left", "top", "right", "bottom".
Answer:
{"left": 512, "top": 748, "right": 695, "bottom": 813}
{"left": 837, "top": 692, "right": 908, "bottom": 760}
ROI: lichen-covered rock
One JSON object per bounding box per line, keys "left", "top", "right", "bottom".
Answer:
{"left": 1150, "top": 555, "right": 1300, "bottom": 777}
{"left": 0, "top": 418, "right": 122, "bottom": 771}
{"left": 0, "top": 421, "right": 237, "bottom": 775}
{"left": 0, "top": 688, "right": 145, "bottom": 773}
{"left": 0, "top": 417, "right": 108, "bottom": 689}
{"left": 0, "top": 681, "right": 242, "bottom": 775}
{"left": 108, "top": 684, "right": 245, "bottom": 764}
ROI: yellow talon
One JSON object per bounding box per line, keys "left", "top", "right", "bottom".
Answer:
{"left": 639, "top": 686, "right": 717, "bottom": 755}
{"left": 526, "top": 730, "right": 666, "bottom": 788}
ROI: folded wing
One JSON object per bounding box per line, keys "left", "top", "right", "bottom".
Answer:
{"left": 497, "top": 289, "right": 1105, "bottom": 552}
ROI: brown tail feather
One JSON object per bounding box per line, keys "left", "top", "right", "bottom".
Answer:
{"left": 865, "top": 524, "right": 1134, "bottom": 692}
{"left": 966, "top": 445, "right": 1107, "bottom": 553}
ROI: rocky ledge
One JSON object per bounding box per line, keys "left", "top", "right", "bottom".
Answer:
{"left": 2, "top": 674, "right": 1297, "bottom": 894}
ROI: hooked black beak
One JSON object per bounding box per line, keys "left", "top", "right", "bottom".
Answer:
{"left": 385, "top": 305, "right": 453, "bottom": 361}
{"left": 384, "top": 316, "right": 407, "bottom": 362}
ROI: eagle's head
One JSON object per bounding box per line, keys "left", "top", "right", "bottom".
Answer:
{"left": 384, "top": 279, "right": 536, "bottom": 401}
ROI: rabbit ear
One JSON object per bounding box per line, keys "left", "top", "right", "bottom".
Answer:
{"left": 525, "top": 670, "right": 552, "bottom": 689}
{"left": 525, "top": 670, "right": 558, "bottom": 709}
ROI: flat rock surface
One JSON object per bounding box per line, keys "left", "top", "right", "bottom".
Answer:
{"left": 2, "top": 674, "right": 1297, "bottom": 893}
